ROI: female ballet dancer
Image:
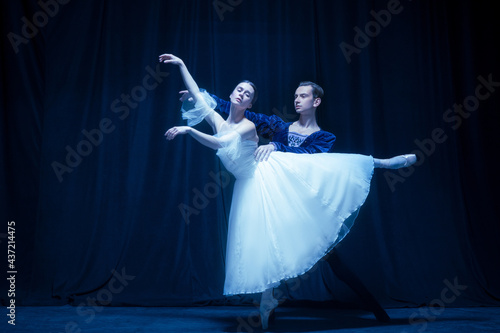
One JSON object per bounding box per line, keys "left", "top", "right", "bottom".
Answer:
{"left": 160, "top": 53, "right": 416, "bottom": 329}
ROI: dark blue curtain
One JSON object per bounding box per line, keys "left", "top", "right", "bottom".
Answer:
{"left": 2, "top": 0, "right": 499, "bottom": 308}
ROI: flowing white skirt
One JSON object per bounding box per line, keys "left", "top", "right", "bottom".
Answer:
{"left": 223, "top": 151, "right": 374, "bottom": 295}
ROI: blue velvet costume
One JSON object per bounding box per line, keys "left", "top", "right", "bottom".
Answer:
{"left": 209, "top": 94, "right": 336, "bottom": 153}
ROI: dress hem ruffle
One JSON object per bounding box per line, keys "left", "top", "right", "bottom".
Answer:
{"left": 223, "top": 157, "right": 374, "bottom": 296}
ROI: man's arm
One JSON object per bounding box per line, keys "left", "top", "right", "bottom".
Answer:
{"left": 255, "top": 131, "right": 336, "bottom": 161}
{"left": 209, "top": 93, "right": 288, "bottom": 140}
{"left": 210, "top": 93, "right": 231, "bottom": 115}
{"left": 272, "top": 132, "right": 336, "bottom": 154}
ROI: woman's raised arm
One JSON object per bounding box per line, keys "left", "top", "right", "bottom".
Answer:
{"left": 159, "top": 54, "right": 200, "bottom": 95}
{"left": 159, "top": 53, "right": 224, "bottom": 133}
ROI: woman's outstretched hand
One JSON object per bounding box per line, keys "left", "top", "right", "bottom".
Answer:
{"left": 165, "top": 126, "right": 191, "bottom": 140}
{"left": 159, "top": 53, "right": 184, "bottom": 66}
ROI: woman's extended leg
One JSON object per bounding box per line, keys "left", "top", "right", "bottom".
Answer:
{"left": 374, "top": 154, "right": 417, "bottom": 169}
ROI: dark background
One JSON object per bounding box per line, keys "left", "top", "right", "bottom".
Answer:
{"left": 1, "top": 0, "right": 499, "bottom": 309}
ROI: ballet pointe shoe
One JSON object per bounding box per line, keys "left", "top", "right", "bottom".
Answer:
{"left": 260, "top": 299, "right": 278, "bottom": 330}
{"left": 375, "top": 154, "right": 417, "bottom": 169}
{"left": 260, "top": 290, "right": 278, "bottom": 330}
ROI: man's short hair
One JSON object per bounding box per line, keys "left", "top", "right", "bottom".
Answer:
{"left": 298, "top": 81, "right": 324, "bottom": 99}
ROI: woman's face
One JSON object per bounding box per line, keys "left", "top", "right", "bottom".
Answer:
{"left": 229, "top": 82, "right": 255, "bottom": 109}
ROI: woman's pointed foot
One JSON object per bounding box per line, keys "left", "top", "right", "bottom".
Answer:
{"left": 375, "top": 154, "right": 417, "bottom": 169}
{"left": 260, "top": 289, "right": 278, "bottom": 330}
{"left": 260, "top": 298, "right": 278, "bottom": 330}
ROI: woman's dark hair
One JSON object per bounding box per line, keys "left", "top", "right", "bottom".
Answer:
{"left": 298, "top": 81, "right": 324, "bottom": 99}
{"left": 239, "top": 80, "right": 258, "bottom": 104}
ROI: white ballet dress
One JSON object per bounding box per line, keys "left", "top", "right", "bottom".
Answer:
{"left": 180, "top": 92, "right": 374, "bottom": 295}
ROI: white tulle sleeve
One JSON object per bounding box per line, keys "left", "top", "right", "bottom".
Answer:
{"left": 180, "top": 89, "right": 217, "bottom": 126}
{"left": 215, "top": 130, "right": 241, "bottom": 162}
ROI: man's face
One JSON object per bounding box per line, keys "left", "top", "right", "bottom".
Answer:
{"left": 294, "top": 86, "right": 319, "bottom": 113}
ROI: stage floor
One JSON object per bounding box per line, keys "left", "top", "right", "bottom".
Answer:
{"left": 5, "top": 305, "right": 500, "bottom": 332}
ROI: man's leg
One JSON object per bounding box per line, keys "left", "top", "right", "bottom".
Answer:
{"left": 325, "top": 249, "right": 390, "bottom": 322}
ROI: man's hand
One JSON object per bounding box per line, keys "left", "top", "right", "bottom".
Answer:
{"left": 254, "top": 143, "right": 276, "bottom": 162}
{"left": 165, "top": 126, "right": 191, "bottom": 140}
{"left": 178, "top": 90, "right": 193, "bottom": 102}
